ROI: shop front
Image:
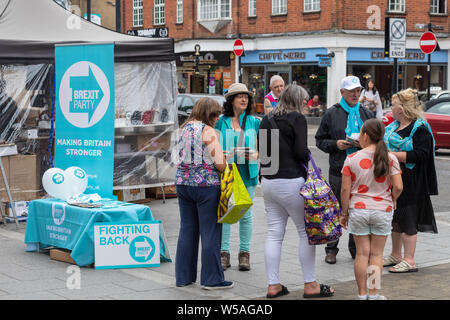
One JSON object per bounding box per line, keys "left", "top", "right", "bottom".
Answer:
{"left": 347, "top": 48, "right": 448, "bottom": 105}
{"left": 241, "top": 48, "right": 329, "bottom": 109}
{"left": 176, "top": 51, "right": 231, "bottom": 95}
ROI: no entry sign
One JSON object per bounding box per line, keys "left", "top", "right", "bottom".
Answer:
{"left": 233, "top": 39, "right": 244, "bottom": 57}
{"left": 420, "top": 32, "right": 438, "bottom": 54}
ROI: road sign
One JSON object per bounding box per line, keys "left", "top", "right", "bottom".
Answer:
{"left": 233, "top": 39, "right": 244, "bottom": 57}
{"left": 420, "top": 31, "right": 438, "bottom": 54}
{"left": 389, "top": 18, "right": 406, "bottom": 58}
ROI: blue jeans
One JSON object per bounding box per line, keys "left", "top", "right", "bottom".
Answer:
{"left": 175, "top": 185, "right": 224, "bottom": 286}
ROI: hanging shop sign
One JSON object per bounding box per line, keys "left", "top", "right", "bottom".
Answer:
{"left": 318, "top": 57, "right": 332, "bottom": 67}
{"left": 54, "top": 43, "right": 115, "bottom": 198}
{"left": 176, "top": 52, "right": 230, "bottom": 67}
{"left": 94, "top": 221, "right": 161, "bottom": 269}
{"left": 127, "top": 28, "right": 169, "bottom": 38}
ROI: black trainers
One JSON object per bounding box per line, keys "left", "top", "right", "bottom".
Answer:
{"left": 202, "top": 281, "right": 234, "bottom": 290}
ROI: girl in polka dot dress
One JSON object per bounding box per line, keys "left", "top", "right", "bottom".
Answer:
{"left": 340, "top": 119, "right": 403, "bottom": 300}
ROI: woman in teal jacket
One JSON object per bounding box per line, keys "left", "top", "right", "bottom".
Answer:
{"left": 215, "top": 83, "right": 261, "bottom": 271}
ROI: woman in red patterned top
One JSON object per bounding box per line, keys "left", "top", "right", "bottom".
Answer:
{"left": 340, "top": 119, "right": 403, "bottom": 300}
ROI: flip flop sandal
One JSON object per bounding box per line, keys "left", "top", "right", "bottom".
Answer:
{"left": 388, "top": 260, "right": 418, "bottom": 273}
{"left": 266, "top": 285, "right": 289, "bottom": 299}
{"left": 383, "top": 255, "right": 401, "bottom": 267}
{"left": 303, "top": 284, "right": 334, "bottom": 299}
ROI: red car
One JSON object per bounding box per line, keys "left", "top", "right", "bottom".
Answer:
{"left": 382, "top": 109, "right": 394, "bottom": 127}
{"left": 383, "top": 98, "right": 450, "bottom": 149}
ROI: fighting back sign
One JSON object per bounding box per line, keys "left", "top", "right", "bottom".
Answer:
{"left": 94, "top": 221, "right": 160, "bottom": 269}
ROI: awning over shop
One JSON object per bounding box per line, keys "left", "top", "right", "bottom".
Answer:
{"left": 0, "top": 0, "right": 175, "bottom": 63}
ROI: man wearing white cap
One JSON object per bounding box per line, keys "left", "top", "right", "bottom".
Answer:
{"left": 315, "top": 76, "right": 375, "bottom": 264}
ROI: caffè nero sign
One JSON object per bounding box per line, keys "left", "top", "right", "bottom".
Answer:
{"left": 259, "top": 50, "right": 306, "bottom": 62}
{"left": 371, "top": 50, "right": 425, "bottom": 60}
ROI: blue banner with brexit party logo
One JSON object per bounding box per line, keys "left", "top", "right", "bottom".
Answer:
{"left": 55, "top": 43, "right": 115, "bottom": 198}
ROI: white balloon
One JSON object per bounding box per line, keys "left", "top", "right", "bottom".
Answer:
{"left": 42, "top": 168, "right": 73, "bottom": 201}
{"left": 64, "top": 166, "right": 88, "bottom": 197}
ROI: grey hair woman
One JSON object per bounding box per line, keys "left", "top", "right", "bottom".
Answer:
{"left": 273, "top": 84, "right": 309, "bottom": 116}
{"left": 258, "top": 83, "right": 335, "bottom": 299}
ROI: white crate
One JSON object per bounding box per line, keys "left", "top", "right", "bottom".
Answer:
{"left": 122, "top": 188, "right": 145, "bottom": 202}
{"left": 6, "top": 200, "right": 30, "bottom": 217}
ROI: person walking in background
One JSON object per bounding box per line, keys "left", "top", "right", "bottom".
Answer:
{"left": 216, "top": 83, "right": 261, "bottom": 272}
{"left": 264, "top": 75, "right": 285, "bottom": 114}
{"left": 360, "top": 79, "right": 382, "bottom": 120}
{"left": 174, "top": 97, "right": 234, "bottom": 290}
{"left": 259, "top": 84, "right": 335, "bottom": 299}
{"left": 315, "top": 75, "right": 375, "bottom": 264}
{"left": 383, "top": 88, "right": 438, "bottom": 273}
{"left": 340, "top": 119, "right": 403, "bottom": 300}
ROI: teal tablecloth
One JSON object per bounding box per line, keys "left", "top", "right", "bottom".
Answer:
{"left": 24, "top": 198, "right": 171, "bottom": 266}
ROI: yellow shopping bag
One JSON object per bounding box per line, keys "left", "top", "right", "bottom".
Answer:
{"left": 217, "top": 163, "right": 253, "bottom": 224}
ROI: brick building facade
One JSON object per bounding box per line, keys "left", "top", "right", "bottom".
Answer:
{"left": 122, "top": 0, "right": 450, "bottom": 107}
{"left": 70, "top": 0, "right": 117, "bottom": 31}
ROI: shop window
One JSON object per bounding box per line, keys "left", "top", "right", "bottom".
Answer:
{"left": 272, "top": 0, "right": 287, "bottom": 15}
{"left": 198, "top": 0, "right": 231, "bottom": 21}
{"left": 430, "top": 0, "right": 447, "bottom": 14}
{"left": 243, "top": 66, "right": 265, "bottom": 110}
{"left": 249, "top": 0, "right": 256, "bottom": 17}
{"left": 132, "top": 0, "right": 143, "bottom": 27}
{"left": 154, "top": 0, "right": 165, "bottom": 25}
{"left": 291, "top": 65, "right": 327, "bottom": 105}
{"left": 304, "top": 0, "right": 320, "bottom": 12}
{"left": 177, "top": 0, "right": 183, "bottom": 23}
{"left": 388, "top": 0, "right": 405, "bottom": 13}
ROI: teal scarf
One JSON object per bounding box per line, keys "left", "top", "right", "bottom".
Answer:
{"left": 340, "top": 97, "right": 364, "bottom": 155}
{"left": 384, "top": 118, "right": 435, "bottom": 169}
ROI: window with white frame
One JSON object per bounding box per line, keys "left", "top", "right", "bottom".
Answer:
{"left": 249, "top": 0, "right": 256, "bottom": 16}
{"left": 430, "top": 0, "right": 447, "bottom": 14}
{"left": 304, "top": 0, "right": 320, "bottom": 12}
{"left": 177, "top": 0, "right": 183, "bottom": 23}
{"left": 388, "top": 0, "right": 405, "bottom": 12}
{"left": 198, "top": 0, "right": 231, "bottom": 21}
{"left": 132, "top": 0, "right": 143, "bottom": 27}
{"left": 272, "top": 0, "right": 287, "bottom": 15}
{"left": 154, "top": 0, "right": 165, "bottom": 25}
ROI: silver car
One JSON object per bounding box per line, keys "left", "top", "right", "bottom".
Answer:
{"left": 177, "top": 93, "right": 226, "bottom": 124}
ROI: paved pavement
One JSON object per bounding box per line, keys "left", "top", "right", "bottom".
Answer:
{"left": 1, "top": 181, "right": 450, "bottom": 301}
{"left": 1, "top": 124, "right": 450, "bottom": 302}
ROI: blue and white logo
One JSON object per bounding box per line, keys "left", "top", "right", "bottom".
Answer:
{"left": 52, "top": 173, "right": 64, "bottom": 184}
{"left": 129, "top": 236, "right": 156, "bottom": 263}
{"left": 52, "top": 203, "right": 66, "bottom": 226}
{"left": 59, "top": 61, "right": 110, "bottom": 128}
{"left": 73, "top": 168, "right": 85, "bottom": 179}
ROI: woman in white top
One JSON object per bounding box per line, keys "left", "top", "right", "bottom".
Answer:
{"left": 360, "top": 79, "right": 383, "bottom": 120}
